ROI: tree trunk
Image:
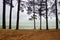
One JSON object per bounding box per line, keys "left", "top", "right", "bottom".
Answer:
{"left": 2, "top": 0, "right": 6, "bottom": 29}
{"left": 46, "top": 0, "right": 48, "bottom": 30}
{"left": 9, "top": 0, "right": 12, "bottom": 29}
{"left": 55, "top": 0, "right": 58, "bottom": 29}
{"left": 16, "top": 0, "right": 20, "bottom": 30}
{"left": 39, "top": 0, "right": 43, "bottom": 30}
{"left": 33, "top": 0, "right": 36, "bottom": 30}
{"left": 40, "top": 10, "right": 42, "bottom": 30}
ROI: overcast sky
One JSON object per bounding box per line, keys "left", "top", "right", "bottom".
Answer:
{"left": 0, "top": 0, "right": 60, "bottom": 29}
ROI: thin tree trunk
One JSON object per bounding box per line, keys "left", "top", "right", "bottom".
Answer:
{"left": 33, "top": 0, "right": 36, "bottom": 30}
{"left": 2, "top": 0, "right": 6, "bottom": 29}
{"left": 39, "top": 0, "right": 43, "bottom": 30}
{"left": 46, "top": 0, "right": 48, "bottom": 30}
{"left": 9, "top": 0, "right": 12, "bottom": 29}
{"left": 40, "top": 10, "right": 42, "bottom": 30}
{"left": 16, "top": 0, "right": 20, "bottom": 30}
{"left": 55, "top": 0, "right": 58, "bottom": 29}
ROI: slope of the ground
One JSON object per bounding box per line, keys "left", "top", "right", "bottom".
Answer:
{"left": 0, "top": 29, "right": 60, "bottom": 40}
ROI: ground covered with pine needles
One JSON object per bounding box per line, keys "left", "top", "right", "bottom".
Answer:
{"left": 0, "top": 29, "right": 60, "bottom": 40}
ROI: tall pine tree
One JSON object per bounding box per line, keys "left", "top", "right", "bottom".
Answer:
{"left": 2, "top": 0, "right": 6, "bottom": 29}
{"left": 16, "top": 0, "right": 20, "bottom": 30}
{"left": 55, "top": 0, "right": 58, "bottom": 29}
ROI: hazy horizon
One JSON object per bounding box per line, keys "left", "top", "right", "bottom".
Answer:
{"left": 0, "top": 0, "right": 60, "bottom": 29}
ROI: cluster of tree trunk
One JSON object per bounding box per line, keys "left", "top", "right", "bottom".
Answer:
{"left": 2, "top": 0, "right": 58, "bottom": 30}
{"left": 38, "top": 0, "right": 48, "bottom": 30}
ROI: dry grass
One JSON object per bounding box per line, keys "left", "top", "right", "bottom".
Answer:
{"left": 0, "top": 29, "right": 60, "bottom": 40}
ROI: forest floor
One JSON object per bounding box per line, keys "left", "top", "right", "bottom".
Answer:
{"left": 0, "top": 29, "right": 60, "bottom": 40}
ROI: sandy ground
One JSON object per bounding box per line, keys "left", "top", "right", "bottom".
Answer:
{"left": 0, "top": 29, "right": 60, "bottom": 40}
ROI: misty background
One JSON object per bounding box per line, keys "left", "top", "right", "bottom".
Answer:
{"left": 0, "top": 0, "right": 60, "bottom": 29}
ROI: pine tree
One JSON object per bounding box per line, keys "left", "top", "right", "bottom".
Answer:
{"left": 2, "top": 0, "right": 6, "bottom": 29}
{"left": 46, "top": 0, "right": 48, "bottom": 30}
{"left": 16, "top": 0, "right": 20, "bottom": 30}
{"left": 9, "top": 0, "right": 13, "bottom": 29}
{"left": 55, "top": 0, "right": 58, "bottom": 29}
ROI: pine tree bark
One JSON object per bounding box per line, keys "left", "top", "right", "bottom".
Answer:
{"left": 46, "top": 0, "right": 48, "bottom": 30}
{"left": 9, "top": 0, "right": 12, "bottom": 29}
{"left": 16, "top": 0, "right": 20, "bottom": 30}
{"left": 39, "top": 0, "right": 43, "bottom": 30}
{"left": 2, "top": 0, "right": 6, "bottom": 29}
{"left": 55, "top": 0, "right": 58, "bottom": 29}
{"left": 33, "top": 0, "right": 36, "bottom": 30}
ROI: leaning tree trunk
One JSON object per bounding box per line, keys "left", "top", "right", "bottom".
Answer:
{"left": 2, "top": 0, "right": 6, "bottom": 29}
{"left": 55, "top": 0, "right": 58, "bottom": 29}
{"left": 33, "top": 0, "right": 36, "bottom": 30}
{"left": 16, "top": 0, "right": 20, "bottom": 30}
{"left": 9, "top": 0, "right": 12, "bottom": 29}
{"left": 46, "top": 0, "right": 48, "bottom": 30}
